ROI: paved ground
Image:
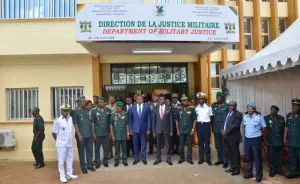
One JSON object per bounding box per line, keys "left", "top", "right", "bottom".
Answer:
{"left": 0, "top": 148, "right": 299, "bottom": 184}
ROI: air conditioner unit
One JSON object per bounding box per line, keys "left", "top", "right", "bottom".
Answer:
{"left": 0, "top": 130, "right": 16, "bottom": 149}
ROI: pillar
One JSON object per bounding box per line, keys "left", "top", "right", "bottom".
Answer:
{"left": 92, "top": 56, "right": 103, "bottom": 97}
{"left": 270, "top": 0, "right": 279, "bottom": 42}
{"left": 252, "top": 0, "right": 262, "bottom": 52}
{"left": 236, "top": 0, "right": 245, "bottom": 62}
{"left": 218, "top": 0, "right": 228, "bottom": 69}
{"left": 287, "top": 0, "right": 299, "bottom": 27}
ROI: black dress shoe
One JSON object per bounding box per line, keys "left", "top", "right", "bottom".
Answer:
{"left": 123, "top": 161, "right": 128, "bottom": 166}
{"left": 35, "top": 164, "right": 44, "bottom": 169}
{"left": 87, "top": 167, "right": 96, "bottom": 172}
{"left": 176, "top": 151, "right": 180, "bottom": 155}
{"left": 148, "top": 150, "right": 153, "bottom": 155}
{"left": 255, "top": 178, "right": 262, "bottom": 183}
{"left": 276, "top": 171, "right": 285, "bottom": 176}
{"left": 198, "top": 159, "right": 205, "bottom": 165}
{"left": 231, "top": 171, "right": 240, "bottom": 176}
{"left": 103, "top": 163, "right": 108, "bottom": 167}
{"left": 82, "top": 169, "right": 88, "bottom": 174}
{"left": 214, "top": 161, "right": 223, "bottom": 166}
{"left": 178, "top": 160, "right": 185, "bottom": 164}
{"left": 269, "top": 171, "right": 275, "bottom": 177}
{"left": 225, "top": 168, "right": 234, "bottom": 173}
{"left": 167, "top": 160, "right": 173, "bottom": 166}
{"left": 153, "top": 159, "right": 161, "bottom": 165}
{"left": 187, "top": 160, "right": 194, "bottom": 165}
{"left": 207, "top": 161, "right": 213, "bottom": 166}
{"left": 133, "top": 160, "right": 140, "bottom": 165}
{"left": 96, "top": 164, "right": 100, "bottom": 169}
{"left": 114, "top": 163, "right": 119, "bottom": 167}
{"left": 244, "top": 175, "right": 254, "bottom": 179}
{"left": 286, "top": 174, "right": 299, "bottom": 179}
{"left": 223, "top": 163, "right": 228, "bottom": 168}
{"left": 142, "top": 160, "right": 147, "bottom": 165}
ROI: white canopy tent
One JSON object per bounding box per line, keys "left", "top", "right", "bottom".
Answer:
{"left": 221, "top": 19, "right": 300, "bottom": 117}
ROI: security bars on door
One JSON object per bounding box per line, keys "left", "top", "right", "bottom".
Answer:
{"left": 52, "top": 87, "right": 84, "bottom": 119}
{"left": 7, "top": 88, "right": 39, "bottom": 120}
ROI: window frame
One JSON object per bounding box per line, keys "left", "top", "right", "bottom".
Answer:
{"left": 244, "top": 17, "right": 253, "bottom": 50}
{"left": 211, "top": 62, "right": 221, "bottom": 89}
{"left": 261, "top": 18, "right": 270, "bottom": 48}
{"left": 278, "top": 18, "right": 287, "bottom": 34}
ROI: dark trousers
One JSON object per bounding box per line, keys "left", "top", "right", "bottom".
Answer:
{"left": 76, "top": 136, "right": 93, "bottom": 170}
{"left": 31, "top": 139, "right": 44, "bottom": 165}
{"left": 196, "top": 122, "right": 211, "bottom": 162}
{"left": 224, "top": 137, "right": 240, "bottom": 171}
{"left": 127, "top": 135, "right": 134, "bottom": 156}
{"left": 149, "top": 132, "right": 155, "bottom": 152}
{"left": 179, "top": 134, "right": 193, "bottom": 161}
{"left": 288, "top": 146, "right": 300, "bottom": 175}
{"left": 156, "top": 133, "right": 172, "bottom": 161}
{"left": 268, "top": 146, "right": 283, "bottom": 173}
{"left": 244, "top": 137, "right": 263, "bottom": 179}
{"left": 95, "top": 136, "right": 109, "bottom": 165}
{"left": 214, "top": 133, "right": 228, "bottom": 163}
{"left": 133, "top": 133, "right": 147, "bottom": 161}
{"left": 115, "top": 140, "right": 127, "bottom": 163}
{"left": 172, "top": 127, "right": 179, "bottom": 152}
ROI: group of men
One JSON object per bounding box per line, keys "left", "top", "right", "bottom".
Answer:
{"left": 30, "top": 90, "right": 300, "bottom": 183}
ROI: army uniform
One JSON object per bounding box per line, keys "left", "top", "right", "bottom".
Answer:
{"left": 211, "top": 101, "right": 229, "bottom": 165}
{"left": 171, "top": 93, "right": 180, "bottom": 154}
{"left": 91, "top": 107, "right": 111, "bottom": 167}
{"left": 286, "top": 99, "right": 300, "bottom": 178}
{"left": 32, "top": 115, "right": 45, "bottom": 167}
{"left": 264, "top": 112, "right": 285, "bottom": 174}
{"left": 177, "top": 105, "right": 196, "bottom": 162}
{"left": 74, "top": 108, "right": 94, "bottom": 172}
{"left": 111, "top": 111, "right": 128, "bottom": 165}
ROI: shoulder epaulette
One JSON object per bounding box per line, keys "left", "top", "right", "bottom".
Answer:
{"left": 123, "top": 111, "right": 127, "bottom": 113}
{"left": 177, "top": 106, "right": 182, "bottom": 109}
{"left": 189, "top": 106, "right": 195, "bottom": 108}
{"left": 111, "top": 112, "right": 116, "bottom": 114}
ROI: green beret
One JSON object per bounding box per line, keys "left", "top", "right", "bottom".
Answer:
{"left": 271, "top": 105, "right": 279, "bottom": 111}
{"left": 292, "top": 99, "right": 300, "bottom": 105}
{"left": 116, "top": 101, "right": 124, "bottom": 107}
{"left": 216, "top": 92, "right": 224, "bottom": 97}
{"left": 75, "top": 96, "right": 85, "bottom": 103}
{"left": 98, "top": 97, "right": 105, "bottom": 101}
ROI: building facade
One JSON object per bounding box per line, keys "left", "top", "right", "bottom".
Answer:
{"left": 0, "top": 0, "right": 298, "bottom": 160}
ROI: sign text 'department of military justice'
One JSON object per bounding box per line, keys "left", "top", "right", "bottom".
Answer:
{"left": 76, "top": 4, "right": 239, "bottom": 42}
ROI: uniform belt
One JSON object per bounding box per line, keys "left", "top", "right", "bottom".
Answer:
{"left": 197, "top": 121, "right": 210, "bottom": 124}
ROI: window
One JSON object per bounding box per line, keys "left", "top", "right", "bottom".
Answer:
{"left": 279, "top": 18, "right": 286, "bottom": 34}
{"left": 278, "top": 0, "right": 286, "bottom": 2}
{"left": 228, "top": 61, "right": 238, "bottom": 68}
{"left": 244, "top": 0, "right": 252, "bottom": 1}
{"left": 111, "top": 63, "right": 187, "bottom": 84}
{"left": 109, "top": 0, "right": 144, "bottom": 3}
{"left": 7, "top": 88, "right": 39, "bottom": 120}
{"left": 155, "top": 0, "right": 186, "bottom": 3}
{"left": 52, "top": 87, "right": 84, "bottom": 118}
{"left": 227, "top": 44, "right": 238, "bottom": 50}
{"left": 0, "top": 0, "right": 76, "bottom": 19}
{"left": 211, "top": 63, "right": 220, "bottom": 89}
{"left": 261, "top": 19, "right": 270, "bottom": 48}
{"left": 244, "top": 18, "right": 252, "bottom": 49}
{"left": 261, "top": 0, "right": 269, "bottom": 2}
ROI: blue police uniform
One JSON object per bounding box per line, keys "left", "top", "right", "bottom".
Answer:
{"left": 243, "top": 110, "right": 266, "bottom": 180}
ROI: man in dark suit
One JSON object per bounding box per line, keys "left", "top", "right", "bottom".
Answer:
{"left": 222, "top": 101, "right": 243, "bottom": 176}
{"left": 129, "top": 95, "right": 151, "bottom": 165}
{"left": 152, "top": 95, "right": 174, "bottom": 166}
{"left": 124, "top": 96, "right": 134, "bottom": 157}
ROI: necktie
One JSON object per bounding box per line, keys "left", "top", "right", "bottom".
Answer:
{"left": 160, "top": 106, "right": 164, "bottom": 120}
{"left": 138, "top": 105, "right": 142, "bottom": 117}
{"left": 224, "top": 112, "right": 232, "bottom": 131}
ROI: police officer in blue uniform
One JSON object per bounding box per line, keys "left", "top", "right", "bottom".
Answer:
{"left": 243, "top": 103, "right": 266, "bottom": 183}
{"left": 284, "top": 99, "right": 300, "bottom": 179}
{"left": 264, "top": 105, "right": 285, "bottom": 177}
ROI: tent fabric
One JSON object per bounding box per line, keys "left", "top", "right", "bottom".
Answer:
{"left": 222, "top": 18, "right": 300, "bottom": 80}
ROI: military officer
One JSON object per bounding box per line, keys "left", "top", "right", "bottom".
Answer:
{"left": 52, "top": 105, "right": 78, "bottom": 183}
{"left": 284, "top": 99, "right": 300, "bottom": 179}
{"left": 171, "top": 93, "right": 180, "bottom": 155}
{"left": 176, "top": 95, "right": 196, "bottom": 165}
{"left": 31, "top": 107, "right": 45, "bottom": 169}
{"left": 73, "top": 96, "right": 96, "bottom": 174}
{"left": 211, "top": 92, "right": 229, "bottom": 168}
{"left": 264, "top": 105, "right": 285, "bottom": 177}
{"left": 91, "top": 97, "right": 111, "bottom": 169}
{"left": 110, "top": 101, "right": 129, "bottom": 167}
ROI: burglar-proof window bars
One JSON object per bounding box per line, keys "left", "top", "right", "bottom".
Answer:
{"left": 7, "top": 88, "right": 39, "bottom": 120}
{"left": 52, "top": 87, "right": 84, "bottom": 119}
{"left": 0, "top": 0, "right": 76, "bottom": 19}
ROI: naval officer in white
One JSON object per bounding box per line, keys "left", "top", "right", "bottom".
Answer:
{"left": 52, "top": 104, "right": 78, "bottom": 183}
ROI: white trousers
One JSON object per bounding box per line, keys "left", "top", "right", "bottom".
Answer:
{"left": 57, "top": 147, "right": 73, "bottom": 179}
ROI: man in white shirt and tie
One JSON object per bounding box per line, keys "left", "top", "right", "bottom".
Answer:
{"left": 195, "top": 92, "right": 213, "bottom": 166}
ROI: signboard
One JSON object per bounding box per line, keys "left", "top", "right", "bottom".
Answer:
{"left": 76, "top": 4, "right": 239, "bottom": 42}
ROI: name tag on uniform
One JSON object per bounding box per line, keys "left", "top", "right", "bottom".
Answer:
{"left": 121, "top": 116, "right": 125, "bottom": 119}
{"left": 187, "top": 111, "right": 191, "bottom": 114}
